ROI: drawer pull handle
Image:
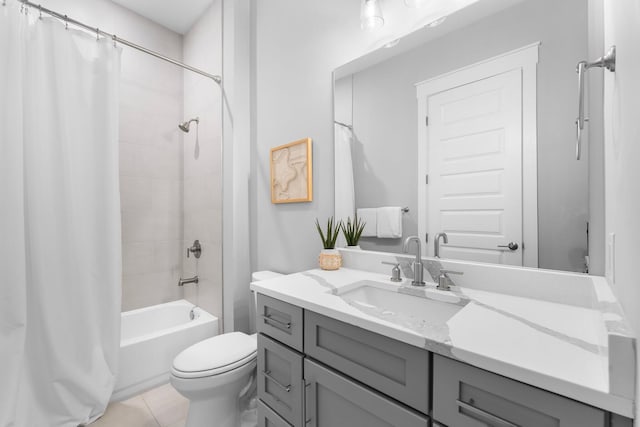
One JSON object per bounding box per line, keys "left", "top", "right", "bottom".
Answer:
{"left": 456, "top": 399, "right": 519, "bottom": 427}
{"left": 263, "top": 370, "right": 291, "bottom": 392}
{"left": 261, "top": 314, "right": 291, "bottom": 329}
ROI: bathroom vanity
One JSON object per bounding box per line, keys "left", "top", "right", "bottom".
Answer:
{"left": 251, "top": 251, "right": 635, "bottom": 427}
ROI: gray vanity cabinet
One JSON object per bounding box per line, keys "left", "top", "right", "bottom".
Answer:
{"left": 433, "top": 355, "right": 607, "bottom": 427}
{"left": 256, "top": 294, "right": 630, "bottom": 427}
{"left": 303, "top": 359, "right": 429, "bottom": 427}
{"left": 257, "top": 334, "right": 304, "bottom": 427}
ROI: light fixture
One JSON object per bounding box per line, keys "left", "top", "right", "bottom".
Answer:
{"left": 404, "top": 0, "right": 426, "bottom": 7}
{"left": 360, "top": 0, "right": 384, "bottom": 31}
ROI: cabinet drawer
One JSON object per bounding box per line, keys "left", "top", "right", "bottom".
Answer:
{"left": 304, "top": 358, "right": 429, "bottom": 427}
{"left": 257, "top": 334, "right": 304, "bottom": 427}
{"left": 433, "top": 355, "right": 607, "bottom": 427}
{"left": 304, "top": 310, "right": 430, "bottom": 414}
{"left": 258, "top": 399, "right": 293, "bottom": 427}
{"left": 257, "top": 294, "right": 304, "bottom": 352}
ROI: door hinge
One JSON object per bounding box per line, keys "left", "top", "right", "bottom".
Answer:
{"left": 425, "top": 116, "right": 429, "bottom": 126}
{"left": 425, "top": 174, "right": 429, "bottom": 184}
{"left": 425, "top": 233, "right": 429, "bottom": 243}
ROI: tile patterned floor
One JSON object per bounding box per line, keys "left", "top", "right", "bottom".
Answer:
{"left": 92, "top": 383, "right": 189, "bottom": 427}
{"left": 92, "top": 382, "right": 258, "bottom": 427}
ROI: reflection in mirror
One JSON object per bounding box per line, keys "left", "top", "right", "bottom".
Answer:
{"left": 334, "top": 0, "right": 604, "bottom": 273}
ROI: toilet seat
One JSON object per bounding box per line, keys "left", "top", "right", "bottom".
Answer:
{"left": 172, "top": 332, "right": 257, "bottom": 379}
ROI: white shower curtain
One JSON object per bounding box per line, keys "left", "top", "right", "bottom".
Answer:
{"left": 334, "top": 124, "right": 356, "bottom": 242}
{"left": 0, "top": 5, "right": 122, "bottom": 426}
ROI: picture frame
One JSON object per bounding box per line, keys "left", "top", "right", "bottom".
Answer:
{"left": 270, "top": 138, "right": 313, "bottom": 204}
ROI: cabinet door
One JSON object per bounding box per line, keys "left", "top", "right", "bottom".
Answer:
{"left": 305, "top": 310, "right": 430, "bottom": 413}
{"left": 258, "top": 399, "right": 293, "bottom": 427}
{"left": 258, "top": 334, "right": 304, "bottom": 427}
{"left": 304, "top": 359, "right": 429, "bottom": 427}
{"left": 433, "top": 355, "right": 606, "bottom": 427}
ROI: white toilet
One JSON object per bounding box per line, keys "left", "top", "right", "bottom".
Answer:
{"left": 170, "top": 271, "right": 282, "bottom": 427}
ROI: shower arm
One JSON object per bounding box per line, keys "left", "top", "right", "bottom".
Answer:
{"left": 575, "top": 45, "right": 616, "bottom": 160}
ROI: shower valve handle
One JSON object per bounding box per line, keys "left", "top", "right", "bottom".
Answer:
{"left": 187, "top": 240, "right": 202, "bottom": 259}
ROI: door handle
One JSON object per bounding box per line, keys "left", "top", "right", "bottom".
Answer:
{"left": 497, "top": 242, "right": 519, "bottom": 251}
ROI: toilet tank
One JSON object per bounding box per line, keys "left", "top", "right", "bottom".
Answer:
{"left": 250, "top": 271, "right": 283, "bottom": 334}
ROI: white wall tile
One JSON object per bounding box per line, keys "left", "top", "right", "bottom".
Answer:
{"left": 120, "top": 176, "right": 153, "bottom": 212}
{"left": 182, "top": 1, "right": 223, "bottom": 320}
{"left": 122, "top": 242, "right": 154, "bottom": 276}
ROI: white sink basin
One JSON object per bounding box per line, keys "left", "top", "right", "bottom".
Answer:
{"left": 336, "top": 280, "right": 463, "bottom": 329}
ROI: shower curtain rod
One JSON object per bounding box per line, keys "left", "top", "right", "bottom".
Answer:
{"left": 15, "top": 0, "right": 222, "bottom": 85}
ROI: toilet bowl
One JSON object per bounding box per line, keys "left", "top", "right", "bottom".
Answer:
{"left": 170, "top": 271, "right": 282, "bottom": 427}
{"left": 171, "top": 332, "right": 257, "bottom": 427}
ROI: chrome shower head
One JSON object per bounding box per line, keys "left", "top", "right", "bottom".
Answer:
{"left": 179, "top": 117, "right": 199, "bottom": 133}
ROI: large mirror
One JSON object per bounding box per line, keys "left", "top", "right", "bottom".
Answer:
{"left": 334, "top": 0, "right": 604, "bottom": 273}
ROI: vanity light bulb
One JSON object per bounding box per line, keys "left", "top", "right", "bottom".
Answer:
{"left": 360, "top": 0, "right": 384, "bottom": 30}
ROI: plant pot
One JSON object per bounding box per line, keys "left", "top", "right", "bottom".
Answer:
{"left": 346, "top": 245, "right": 361, "bottom": 250}
{"left": 318, "top": 249, "right": 342, "bottom": 270}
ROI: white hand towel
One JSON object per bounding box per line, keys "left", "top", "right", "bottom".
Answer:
{"left": 357, "top": 208, "right": 377, "bottom": 237}
{"left": 376, "top": 207, "right": 403, "bottom": 238}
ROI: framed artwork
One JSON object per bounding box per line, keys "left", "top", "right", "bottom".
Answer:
{"left": 271, "top": 138, "right": 313, "bottom": 204}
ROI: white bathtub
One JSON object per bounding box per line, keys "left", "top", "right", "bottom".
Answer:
{"left": 111, "top": 299, "right": 219, "bottom": 402}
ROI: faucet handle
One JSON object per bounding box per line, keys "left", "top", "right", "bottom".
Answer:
{"left": 187, "top": 240, "right": 202, "bottom": 259}
{"left": 440, "top": 269, "right": 463, "bottom": 276}
{"left": 381, "top": 261, "right": 402, "bottom": 282}
{"left": 437, "top": 269, "right": 463, "bottom": 291}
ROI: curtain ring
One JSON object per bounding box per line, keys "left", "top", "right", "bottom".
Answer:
{"left": 112, "top": 34, "right": 117, "bottom": 47}
{"left": 96, "top": 28, "right": 100, "bottom": 41}
{"left": 64, "top": 14, "right": 68, "bottom": 30}
{"left": 38, "top": 4, "right": 42, "bottom": 19}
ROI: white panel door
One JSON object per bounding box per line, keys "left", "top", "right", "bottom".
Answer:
{"left": 426, "top": 69, "right": 523, "bottom": 265}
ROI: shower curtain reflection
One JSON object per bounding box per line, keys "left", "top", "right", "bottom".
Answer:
{"left": 0, "top": 5, "right": 122, "bottom": 426}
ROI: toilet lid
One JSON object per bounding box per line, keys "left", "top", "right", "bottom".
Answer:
{"left": 172, "top": 332, "right": 257, "bottom": 378}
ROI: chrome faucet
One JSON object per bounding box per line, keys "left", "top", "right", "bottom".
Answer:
{"left": 178, "top": 276, "right": 199, "bottom": 287}
{"left": 403, "top": 236, "right": 425, "bottom": 286}
{"left": 434, "top": 232, "right": 448, "bottom": 258}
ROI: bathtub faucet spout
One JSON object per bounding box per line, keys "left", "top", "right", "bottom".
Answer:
{"left": 178, "top": 276, "right": 199, "bottom": 287}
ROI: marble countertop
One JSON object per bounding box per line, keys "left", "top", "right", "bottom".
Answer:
{"left": 251, "top": 267, "right": 634, "bottom": 417}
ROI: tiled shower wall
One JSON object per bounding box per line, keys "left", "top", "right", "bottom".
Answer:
{"left": 182, "top": 1, "right": 224, "bottom": 324}
{"left": 117, "top": 15, "right": 185, "bottom": 311}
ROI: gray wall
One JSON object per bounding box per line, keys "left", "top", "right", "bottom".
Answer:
{"left": 251, "top": 0, "right": 370, "bottom": 274}
{"left": 587, "top": 0, "right": 605, "bottom": 275}
{"left": 338, "top": 0, "right": 590, "bottom": 271}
